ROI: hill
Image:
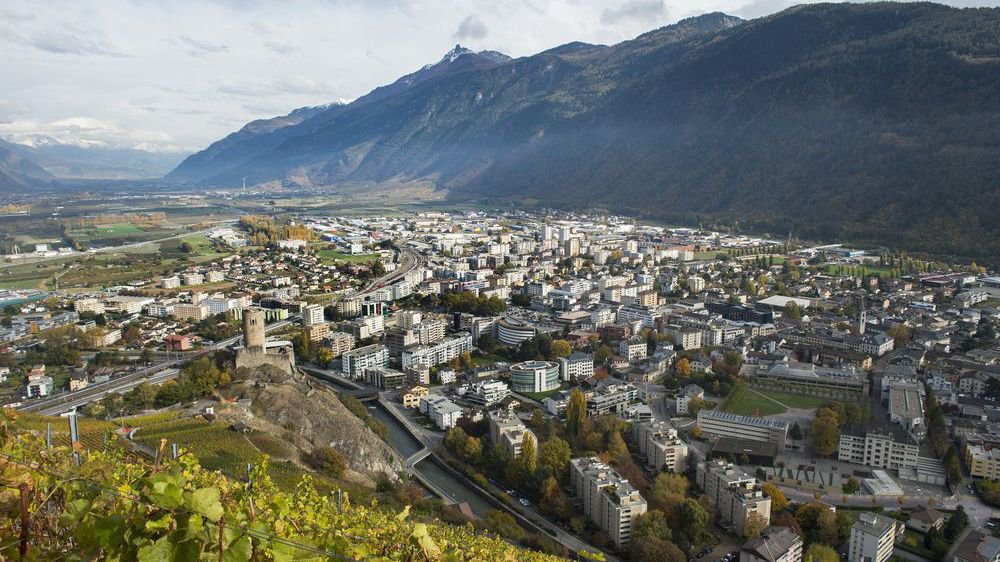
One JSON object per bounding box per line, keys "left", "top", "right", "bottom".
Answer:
{"left": 169, "top": 3, "right": 1000, "bottom": 258}
{"left": 0, "top": 409, "right": 570, "bottom": 561}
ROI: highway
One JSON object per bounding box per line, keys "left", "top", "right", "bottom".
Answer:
{"left": 355, "top": 246, "right": 424, "bottom": 298}
{"left": 18, "top": 316, "right": 297, "bottom": 416}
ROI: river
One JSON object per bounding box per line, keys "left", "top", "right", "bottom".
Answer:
{"left": 323, "top": 377, "right": 496, "bottom": 516}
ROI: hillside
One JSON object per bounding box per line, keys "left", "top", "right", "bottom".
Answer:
{"left": 0, "top": 410, "right": 569, "bottom": 561}
{"left": 169, "top": 3, "right": 1000, "bottom": 257}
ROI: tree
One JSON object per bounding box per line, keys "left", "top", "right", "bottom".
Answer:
{"left": 842, "top": 478, "right": 860, "bottom": 494}
{"left": 630, "top": 538, "right": 686, "bottom": 562}
{"left": 479, "top": 510, "right": 523, "bottom": 542}
{"left": 676, "top": 357, "right": 691, "bottom": 377}
{"left": 888, "top": 324, "right": 911, "bottom": 347}
{"left": 676, "top": 498, "right": 711, "bottom": 545}
{"left": 607, "top": 431, "right": 629, "bottom": 463}
{"left": 744, "top": 512, "right": 768, "bottom": 538}
{"left": 539, "top": 437, "right": 572, "bottom": 480}
{"left": 517, "top": 432, "right": 537, "bottom": 476}
{"left": 594, "top": 344, "right": 614, "bottom": 364}
{"left": 538, "top": 476, "right": 570, "bottom": 518}
{"left": 551, "top": 339, "right": 572, "bottom": 358}
{"left": 633, "top": 510, "right": 672, "bottom": 541}
{"left": 690, "top": 426, "right": 702, "bottom": 439}
{"left": 789, "top": 422, "right": 803, "bottom": 440}
{"left": 566, "top": 388, "right": 587, "bottom": 436}
{"left": 304, "top": 447, "right": 347, "bottom": 478}
{"left": 783, "top": 301, "right": 802, "bottom": 321}
{"left": 761, "top": 483, "right": 788, "bottom": 512}
{"left": 811, "top": 407, "right": 841, "bottom": 456}
{"left": 805, "top": 544, "right": 839, "bottom": 562}
{"left": 945, "top": 506, "right": 968, "bottom": 542}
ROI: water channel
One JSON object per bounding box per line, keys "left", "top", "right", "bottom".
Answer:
{"left": 322, "top": 377, "right": 496, "bottom": 516}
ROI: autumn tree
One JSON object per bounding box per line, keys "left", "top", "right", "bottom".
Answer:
{"left": 761, "top": 483, "right": 788, "bottom": 512}
{"left": 744, "top": 512, "right": 768, "bottom": 538}
{"left": 517, "top": 432, "right": 537, "bottom": 476}
{"left": 811, "top": 407, "right": 841, "bottom": 456}
{"left": 676, "top": 357, "right": 691, "bottom": 377}
{"left": 539, "top": 437, "right": 572, "bottom": 481}
{"left": 551, "top": 339, "right": 572, "bottom": 358}
{"left": 805, "top": 544, "right": 839, "bottom": 562}
{"left": 566, "top": 388, "right": 588, "bottom": 436}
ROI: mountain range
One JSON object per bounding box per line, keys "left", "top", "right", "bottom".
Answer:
{"left": 0, "top": 136, "right": 184, "bottom": 183}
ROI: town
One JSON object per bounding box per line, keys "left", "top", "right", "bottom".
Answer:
{"left": 2, "top": 208, "right": 999, "bottom": 562}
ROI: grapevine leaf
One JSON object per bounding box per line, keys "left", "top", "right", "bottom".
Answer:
{"left": 145, "top": 513, "right": 173, "bottom": 532}
{"left": 187, "top": 488, "right": 224, "bottom": 523}
{"left": 59, "top": 498, "right": 92, "bottom": 525}
{"left": 146, "top": 474, "right": 184, "bottom": 509}
{"left": 395, "top": 505, "right": 410, "bottom": 521}
{"left": 410, "top": 523, "right": 441, "bottom": 557}
{"left": 137, "top": 535, "right": 175, "bottom": 562}
{"left": 223, "top": 537, "right": 252, "bottom": 562}
{"left": 93, "top": 514, "right": 126, "bottom": 550}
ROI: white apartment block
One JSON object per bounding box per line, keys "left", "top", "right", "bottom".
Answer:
{"left": 633, "top": 420, "right": 688, "bottom": 473}
{"left": 559, "top": 352, "right": 594, "bottom": 382}
{"left": 302, "top": 303, "right": 325, "bottom": 326}
{"left": 419, "top": 395, "right": 463, "bottom": 429}
{"left": 342, "top": 344, "right": 389, "bottom": 379}
{"left": 697, "top": 410, "right": 789, "bottom": 450}
{"left": 488, "top": 409, "right": 537, "bottom": 459}
{"left": 837, "top": 426, "right": 919, "bottom": 470}
{"left": 401, "top": 332, "right": 472, "bottom": 369}
{"left": 696, "top": 460, "right": 771, "bottom": 536}
{"left": 848, "top": 513, "right": 898, "bottom": 562}
{"left": 570, "top": 457, "right": 647, "bottom": 548}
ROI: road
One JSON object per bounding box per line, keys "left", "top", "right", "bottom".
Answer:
{"left": 18, "top": 316, "right": 297, "bottom": 416}
{"left": 0, "top": 221, "right": 237, "bottom": 268}
{"left": 355, "top": 247, "right": 424, "bottom": 298}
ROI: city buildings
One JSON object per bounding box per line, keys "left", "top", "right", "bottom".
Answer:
{"left": 509, "top": 360, "right": 560, "bottom": 393}
{"left": 488, "top": 409, "right": 537, "bottom": 458}
{"left": 633, "top": 419, "right": 688, "bottom": 473}
{"left": 696, "top": 410, "right": 789, "bottom": 450}
{"left": 837, "top": 425, "right": 919, "bottom": 470}
{"left": 419, "top": 395, "right": 463, "bottom": 429}
{"left": 696, "top": 460, "right": 771, "bottom": 536}
{"left": 751, "top": 361, "right": 869, "bottom": 402}
{"left": 570, "top": 457, "right": 648, "bottom": 548}
{"left": 342, "top": 344, "right": 389, "bottom": 379}
{"left": 739, "top": 527, "right": 803, "bottom": 562}
{"left": 848, "top": 513, "right": 900, "bottom": 562}
{"left": 559, "top": 352, "right": 594, "bottom": 382}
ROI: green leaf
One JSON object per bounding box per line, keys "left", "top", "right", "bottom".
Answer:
{"left": 137, "top": 536, "right": 175, "bottom": 562}
{"left": 93, "top": 514, "right": 126, "bottom": 550}
{"left": 59, "top": 498, "right": 92, "bottom": 525}
{"left": 188, "top": 488, "right": 224, "bottom": 523}
{"left": 146, "top": 474, "right": 184, "bottom": 509}
{"left": 223, "top": 537, "right": 252, "bottom": 562}
{"left": 145, "top": 513, "right": 173, "bottom": 532}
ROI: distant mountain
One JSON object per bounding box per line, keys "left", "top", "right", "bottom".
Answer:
{"left": 0, "top": 139, "right": 51, "bottom": 190}
{"left": 0, "top": 136, "right": 186, "bottom": 180}
{"left": 169, "top": 4, "right": 1000, "bottom": 257}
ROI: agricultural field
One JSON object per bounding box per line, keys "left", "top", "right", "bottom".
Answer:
{"left": 723, "top": 383, "right": 787, "bottom": 416}
{"left": 128, "top": 412, "right": 335, "bottom": 491}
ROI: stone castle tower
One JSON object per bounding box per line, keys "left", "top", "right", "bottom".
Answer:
{"left": 243, "top": 308, "right": 266, "bottom": 352}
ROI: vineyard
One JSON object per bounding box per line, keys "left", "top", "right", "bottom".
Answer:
{"left": 0, "top": 409, "right": 580, "bottom": 561}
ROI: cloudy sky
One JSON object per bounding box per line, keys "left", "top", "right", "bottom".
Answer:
{"left": 0, "top": 0, "right": 996, "bottom": 154}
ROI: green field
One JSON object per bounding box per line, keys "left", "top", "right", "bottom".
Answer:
{"left": 316, "top": 248, "right": 379, "bottom": 263}
{"left": 723, "top": 383, "right": 787, "bottom": 416}
{"left": 756, "top": 390, "right": 829, "bottom": 410}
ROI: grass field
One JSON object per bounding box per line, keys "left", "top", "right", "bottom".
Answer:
{"left": 518, "top": 384, "right": 568, "bottom": 401}
{"left": 723, "top": 383, "right": 787, "bottom": 416}
{"left": 822, "top": 263, "right": 894, "bottom": 277}
{"left": 756, "top": 390, "right": 829, "bottom": 410}
{"left": 316, "top": 248, "right": 379, "bottom": 264}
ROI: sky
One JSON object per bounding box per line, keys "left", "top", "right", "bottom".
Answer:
{"left": 0, "top": 0, "right": 997, "bottom": 155}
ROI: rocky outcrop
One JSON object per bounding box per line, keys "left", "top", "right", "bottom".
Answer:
{"left": 222, "top": 365, "right": 403, "bottom": 485}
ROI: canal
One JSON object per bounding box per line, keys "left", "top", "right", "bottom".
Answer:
{"left": 323, "top": 377, "right": 496, "bottom": 516}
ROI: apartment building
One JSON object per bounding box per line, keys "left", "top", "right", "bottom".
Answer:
{"left": 697, "top": 410, "right": 789, "bottom": 450}
{"left": 837, "top": 425, "right": 919, "bottom": 470}
{"left": 739, "top": 527, "right": 803, "bottom": 562}
{"left": 364, "top": 366, "right": 406, "bottom": 390}
{"left": 342, "top": 344, "right": 389, "bottom": 379}
{"left": 966, "top": 444, "right": 1000, "bottom": 479}
{"left": 570, "top": 457, "right": 648, "bottom": 549}
{"left": 848, "top": 513, "right": 899, "bottom": 562}
{"left": 401, "top": 332, "right": 473, "bottom": 370}
{"left": 633, "top": 420, "right": 688, "bottom": 473}
{"left": 302, "top": 303, "right": 325, "bottom": 326}
{"left": 419, "top": 395, "right": 463, "bottom": 430}
{"left": 488, "top": 409, "right": 537, "bottom": 458}
{"left": 559, "top": 352, "right": 594, "bottom": 382}
{"left": 587, "top": 383, "right": 639, "bottom": 417}
{"left": 328, "top": 332, "right": 356, "bottom": 358}
{"left": 697, "top": 460, "right": 771, "bottom": 536}
{"left": 619, "top": 336, "right": 648, "bottom": 361}
{"left": 465, "top": 380, "right": 511, "bottom": 407}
